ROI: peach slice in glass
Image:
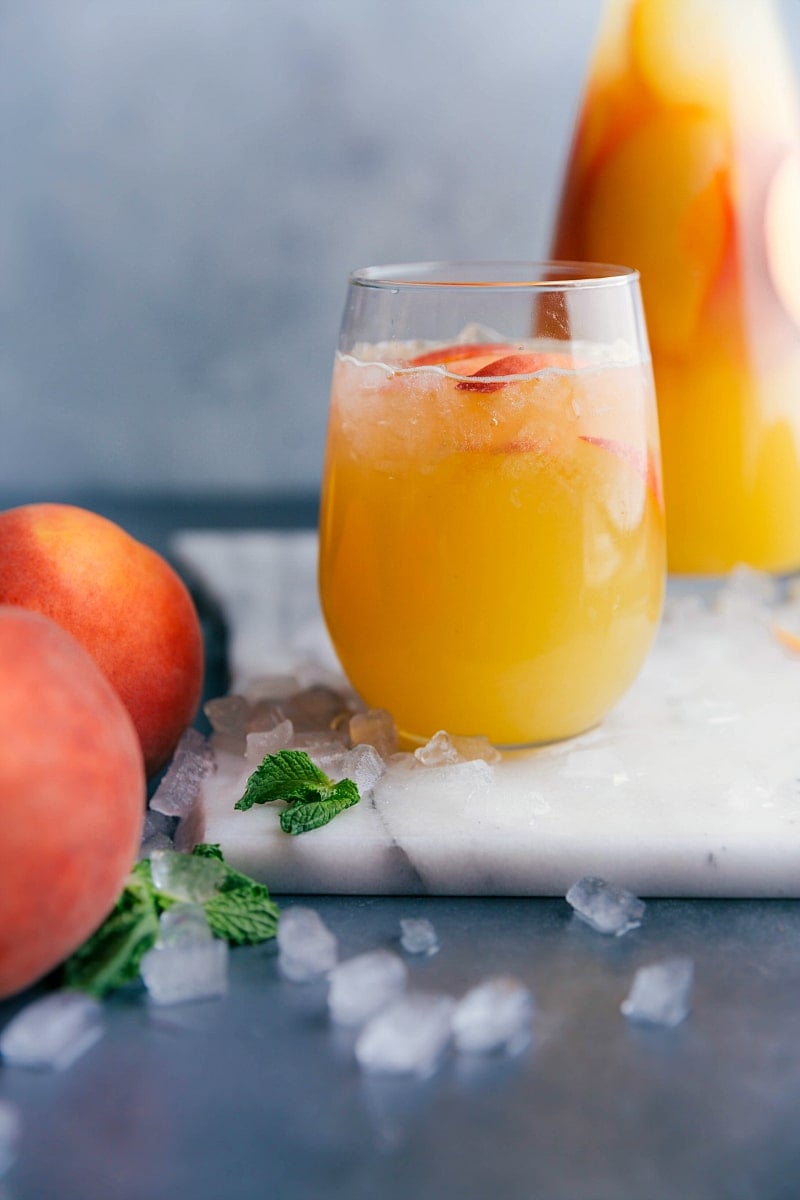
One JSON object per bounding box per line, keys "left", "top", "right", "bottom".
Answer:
{"left": 455, "top": 351, "right": 577, "bottom": 393}
{"left": 407, "top": 342, "right": 517, "bottom": 367}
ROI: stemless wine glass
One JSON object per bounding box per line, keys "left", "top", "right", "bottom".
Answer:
{"left": 318, "top": 261, "right": 665, "bottom": 747}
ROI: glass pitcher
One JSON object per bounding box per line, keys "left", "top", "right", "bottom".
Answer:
{"left": 551, "top": 0, "right": 800, "bottom": 573}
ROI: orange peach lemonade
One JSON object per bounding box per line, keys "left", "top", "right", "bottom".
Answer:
{"left": 552, "top": 0, "right": 800, "bottom": 573}
{"left": 318, "top": 341, "right": 665, "bottom": 746}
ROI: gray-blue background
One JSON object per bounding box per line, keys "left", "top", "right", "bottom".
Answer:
{"left": 3, "top": 1, "right": 800, "bottom": 501}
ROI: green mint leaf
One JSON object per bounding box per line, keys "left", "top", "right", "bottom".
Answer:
{"left": 280, "top": 778, "right": 360, "bottom": 835}
{"left": 235, "top": 749, "right": 334, "bottom": 811}
{"left": 191, "top": 843, "right": 225, "bottom": 862}
{"left": 63, "top": 871, "right": 160, "bottom": 999}
{"left": 64, "top": 846, "right": 280, "bottom": 997}
{"left": 204, "top": 889, "right": 279, "bottom": 944}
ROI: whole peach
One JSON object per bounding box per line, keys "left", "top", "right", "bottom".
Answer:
{"left": 0, "top": 503, "right": 204, "bottom": 776}
{"left": 0, "top": 607, "right": 145, "bottom": 1000}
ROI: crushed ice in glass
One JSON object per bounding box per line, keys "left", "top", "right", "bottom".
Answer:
{"left": 141, "top": 938, "right": 228, "bottom": 1005}
{"left": 415, "top": 730, "right": 501, "bottom": 767}
{"left": 399, "top": 917, "right": 439, "bottom": 957}
{"left": 328, "top": 949, "right": 407, "bottom": 1026}
{"left": 0, "top": 991, "right": 104, "bottom": 1070}
{"left": 150, "top": 727, "right": 213, "bottom": 818}
{"left": 355, "top": 992, "right": 455, "bottom": 1076}
{"left": 277, "top": 906, "right": 338, "bottom": 982}
{"left": 149, "top": 848, "right": 225, "bottom": 903}
{"left": 0, "top": 1100, "right": 21, "bottom": 1178}
{"left": 566, "top": 876, "right": 645, "bottom": 936}
{"left": 621, "top": 957, "right": 694, "bottom": 1028}
{"left": 349, "top": 708, "right": 398, "bottom": 760}
{"left": 451, "top": 977, "right": 533, "bottom": 1055}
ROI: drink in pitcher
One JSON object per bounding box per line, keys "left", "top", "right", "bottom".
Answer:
{"left": 552, "top": 0, "right": 800, "bottom": 573}
{"left": 318, "top": 263, "right": 665, "bottom": 746}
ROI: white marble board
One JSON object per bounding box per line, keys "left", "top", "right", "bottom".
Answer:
{"left": 172, "top": 531, "right": 800, "bottom": 898}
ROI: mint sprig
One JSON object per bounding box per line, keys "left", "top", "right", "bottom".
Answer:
{"left": 235, "top": 749, "right": 360, "bottom": 834}
{"left": 64, "top": 844, "right": 279, "bottom": 998}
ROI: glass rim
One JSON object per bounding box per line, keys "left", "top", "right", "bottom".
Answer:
{"left": 348, "top": 260, "right": 640, "bottom": 292}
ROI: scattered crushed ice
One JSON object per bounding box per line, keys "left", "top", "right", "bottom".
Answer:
{"left": 355, "top": 993, "right": 455, "bottom": 1076}
{"left": 451, "top": 977, "right": 533, "bottom": 1055}
{"left": 566, "top": 876, "right": 645, "bottom": 936}
{"left": 322, "top": 744, "right": 386, "bottom": 794}
{"left": 0, "top": 1100, "right": 21, "bottom": 1177}
{"left": 150, "top": 848, "right": 225, "bottom": 903}
{"left": 399, "top": 918, "right": 439, "bottom": 957}
{"left": 278, "top": 907, "right": 338, "bottom": 982}
{"left": 0, "top": 991, "right": 104, "bottom": 1070}
{"left": 280, "top": 685, "right": 351, "bottom": 732}
{"left": 141, "top": 938, "right": 228, "bottom": 1005}
{"left": 150, "top": 728, "right": 214, "bottom": 819}
{"left": 139, "top": 808, "right": 175, "bottom": 858}
{"left": 245, "top": 720, "right": 294, "bottom": 765}
{"left": 328, "top": 950, "right": 408, "bottom": 1026}
{"left": 204, "top": 694, "right": 250, "bottom": 735}
{"left": 621, "top": 957, "right": 694, "bottom": 1028}
{"left": 415, "top": 730, "right": 501, "bottom": 767}
{"left": 349, "top": 708, "right": 398, "bottom": 760}
{"left": 158, "top": 904, "right": 214, "bottom": 947}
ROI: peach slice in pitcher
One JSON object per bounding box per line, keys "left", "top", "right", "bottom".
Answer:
{"left": 765, "top": 150, "right": 800, "bottom": 332}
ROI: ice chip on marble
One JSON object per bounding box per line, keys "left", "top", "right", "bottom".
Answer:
{"left": 399, "top": 917, "right": 439, "bottom": 957}
{"left": 0, "top": 1100, "right": 21, "bottom": 1177}
{"left": 0, "top": 991, "right": 104, "bottom": 1070}
{"left": 324, "top": 744, "right": 386, "bottom": 794}
{"left": 277, "top": 906, "right": 338, "bottom": 982}
{"left": 150, "top": 727, "right": 213, "bottom": 818}
{"left": 355, "top": 992, "right": 455, "bottom": 1076}
{"left": 204, "top": 694, "right": 250, "bottom": 735}
{"left": 150, "top": 848, "right": 225, "bottom": 903}
{"left": 349, "top": 708, "right": 398, "bottom": 759}
{"left": 141, "top": 939, "right": 228, "bottom": 1005}
{"left": 245, "top": 719, "right": 294, "bottom": 765}
{"left": 158, "top": 903, "right": 214, "bottom": 947}
{"left": 566, "top": 876, "right": 645, "bottom": 936}
{"left": 451, "top": 977, "right": 533, "bottom": 1055}
{"left": 281, "top": 685, "right": 350, "bottom": 732}
{"left": 621, "top": 957, "right": 694, "bottom": 1028}
{"left": 415, "top": 730, "right": 501, "bottom": 767}
{"left": 139, "top": 808, "right": 175, "bottom": 858}
{"left": 328, "top": 950, "right": 408, "bottom": 1026}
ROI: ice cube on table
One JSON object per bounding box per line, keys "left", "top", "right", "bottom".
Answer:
{"left": 621, "top": 957, "right": 694, "bottom": 1028}
{"left": 245, "top": 719, "right": 294, "bottom": 765}
{"left": 158, "top": 903, "right": 214, "bottom": 947}
{"left": 328, "top": 950, "right": 408, "bottom": 1026}
{"left": 356, "top": 992, "right": 455, "bottom": 1076}
{"left": 149, "top": 848, "right": 225, "bottom": 903}
{"left": 140, "top": 939, "right": 228, "bottom": 1005}
{"left": 0, "top": 991, "right": 104, "bottom": 1070}
{"left": 139, "top": 808, "right": 175, "bottom": 858}
{"left": 150, "top": 727, "right": 213, "bottom": 818}
{"left": 349, "top": 708, "right": 398, "bottom": 759}
{"left": 277, "top": 907, "right": 338, "bottom": 982}
{"left": 399, "top": 917, "right": 439, "bottom": 957}
{"left": 566, "top": 876, "right": 645, "bottom": 936}
{"left": 451, "top": 977, "right": 533, "bottom": 1055}
{"left": 0, "top": 1100, "right": 21, "bottom": 1178}
{"left": 415, "top": 730, "right": 501, "bottom": 767}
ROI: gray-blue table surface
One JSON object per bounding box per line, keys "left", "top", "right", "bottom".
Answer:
{"left": 1, "top": 493, "right": 798, "bottom": 1200}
